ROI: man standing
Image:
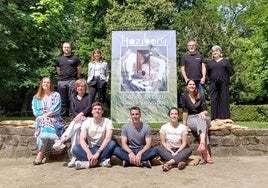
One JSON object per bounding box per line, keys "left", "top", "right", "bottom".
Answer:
{"left": 181, "top": 40, "right": 206, "bottom": 95}
{"left": 113, "top": 106, "right": 158, "bottom": 168}
{"left": 72, "top": 102, "right": 116, "bottom": 170}
{"left": 56, "top": 41, "right": 82, "bottom": 117}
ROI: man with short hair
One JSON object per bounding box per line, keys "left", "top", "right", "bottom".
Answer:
{"left": 56, "top": 41, "right": 82, "bottom": 117}
{"left": 181, "top": 40, "right": 206, "bottom": 95}
{"left": 113, "top": 106, "right": 158, "bottom": 168}
{"left": 72, "top": 102, "right": 116, "bottom": 170}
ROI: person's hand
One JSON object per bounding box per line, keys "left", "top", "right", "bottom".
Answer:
{"left": 128, "top": 152, "right": 136, "bottom": 165}
{"left": 35, "top": 116, "right": 44, "bottom": 122}
{"left": 134, "top": 152, "right": 142, "bottom": 166}
{"left": 200, "top": 77, "right": 205, "bottom": 85}
{"left": 198, "top": 112, "right": 206, "bottom": 120}
{"left": 89, "top": 152, "right": 99, "bottom": 167}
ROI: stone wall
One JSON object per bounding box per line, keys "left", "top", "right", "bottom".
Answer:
{"left": 0, "top": 121, "right": 267, "bottom": 158}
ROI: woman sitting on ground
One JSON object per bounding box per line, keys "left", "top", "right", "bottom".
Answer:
{"left": 52, "top": 78, "right": 92, "bottom": 167}
{"left": 156, "top": 107, "right": 192, "bottom": 171}
{"left": 180, "top": 79, "right": 213, "bottom": 164}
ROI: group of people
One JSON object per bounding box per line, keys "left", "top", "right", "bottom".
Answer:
{"left": 31, "top": 40, "right": 233, "bottom": 171}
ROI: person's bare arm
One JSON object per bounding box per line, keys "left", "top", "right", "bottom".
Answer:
{"left": 56, "top": 67, "right": 60, "bottom": 75}
{"left": 181, "top": 66, "right": 188, "bottom": 83}
{"left": 200, "top": 63, "right": 206, "bottom": 84}
{"left": 77, "top": 65, "right": 82, "bottom": 77}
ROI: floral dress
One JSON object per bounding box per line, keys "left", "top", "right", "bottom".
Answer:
{"left": 32, "top": 92, "right": 65, "bottom": 152}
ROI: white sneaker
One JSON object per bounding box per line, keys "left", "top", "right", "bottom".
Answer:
{"left": 75, "top": 161, "right": 90, "bottom": 170}
{"left": 100, "top": 158, "right": 111, "bottom": 167}
{"left": 52, "top": 140, "right": 63, "bottom": 151}
{"left": 67, "top": 157, "right": 77, "bottom": 168}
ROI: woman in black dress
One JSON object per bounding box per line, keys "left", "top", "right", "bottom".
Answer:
{"left": 206, "top": 45, "right": 233, "bottom": 120}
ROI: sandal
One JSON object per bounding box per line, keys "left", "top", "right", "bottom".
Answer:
{"left": 202, "top": 152, "right": 214, "bottom": 164}
{"left": 162, "top": 163, "right": 172, "bottom": 172}
{"left": 197, "top": 143, "right": 206, "bottom": 154}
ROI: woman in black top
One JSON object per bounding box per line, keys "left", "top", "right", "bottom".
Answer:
{"left": 53, "top": 78, "right": 92, "bottom": 167}
{"left": 180, "top": 79, "right": 213, "bottom": 164}
{"left": 206, "top": 45, "right": 233, "bottom": 120}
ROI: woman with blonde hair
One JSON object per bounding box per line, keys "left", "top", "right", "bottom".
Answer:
{"left": 206, "top": 45, "right": 233, "bottom": 120}
{"left": 52, "top": 78, "right": 92, "bottom": 167}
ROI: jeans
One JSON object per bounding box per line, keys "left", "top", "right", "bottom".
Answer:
{"left": 156, "top": 145, "right": 192, "bottom": 164}
{"left": 72, "top": 140, "right": 116, "bottom": 163}
{"left": 113, "top": 146, "right": 158, "bottom": 163}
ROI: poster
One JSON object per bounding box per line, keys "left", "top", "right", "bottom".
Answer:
{"left": 111, "top": 30, "right": 177, "bottom": 123}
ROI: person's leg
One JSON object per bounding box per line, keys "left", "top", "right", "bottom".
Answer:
{"left": 173, "top": 147, "right": 192, "bottom": 164}
{"left": 67, "top": 80, "right": 76, "bottom": 117}
{"left": 98, "top": 140, "right": 116, "bottom": 162}
{"left": 88, "top": 85, "right": 97, "bottom": 105}
{"left": 57, "top": 81, "right": 68, "bottom": 117}
{"left": 113, "top": 147, "right": 130, "bottom": 163}
{"left": 156, "top": 145, "right": 173, "bottom": 161}
{"left": 97, "top": 83, "right": 107, "bottom": 104}
{"left": 219, "top": 83, "right": 230, "bottom": 119}
{"left": 72, "top": 144, "right": 89, "bottom": 161}
{"left": 139, "top": 147, "right": 158, "bottom": 161}
{"left": 209, "top": 82, "right": 219, "bottom": 120}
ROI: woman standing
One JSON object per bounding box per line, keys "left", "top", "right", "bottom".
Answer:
{"left": 32, "top": 77, "right": 65, "bottom": 165}
{"left": 206, "top": 45, "right": 233, "bottom": 120}
{"left": 156, "top": 107, "right": 192, "bottom": 171}
{"left": 180, "top": 79, "right": 213, "bottom": 164}
{"left": 87, "top": 49, "right": 109, "bottom": 105}
{"left": 52, "top": 78, "right": 92, "bottom": 167}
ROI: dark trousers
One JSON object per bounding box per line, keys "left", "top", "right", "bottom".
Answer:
{"left": 57, "top": 80, "right": 75, "bottom": 117}
{"left": 209, "top": 80, "right": 230, "bottom": 120}
{"left": 88, "top": 77, "right": 107, "bottom": 105}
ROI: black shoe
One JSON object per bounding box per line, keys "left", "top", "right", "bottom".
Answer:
{"left": 141, "top": 160, "right": 151, "bottom": 168}
{"left": 122, "top": 160, "right": 129, "bottom": 167}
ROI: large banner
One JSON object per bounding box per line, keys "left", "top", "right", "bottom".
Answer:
{"left": 111, "top": 30, "right": 177, "bottom": 123}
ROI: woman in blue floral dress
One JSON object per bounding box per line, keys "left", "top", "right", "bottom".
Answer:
{"left": 32, "top": 77, "right": 65, "bottom": 165}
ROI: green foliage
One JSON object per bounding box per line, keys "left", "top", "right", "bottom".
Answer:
{"left": 230, "top": 104, "right": 268, "bottom": 122}
{"left": 0, "top": 0, "right": 268, "bottom": 115}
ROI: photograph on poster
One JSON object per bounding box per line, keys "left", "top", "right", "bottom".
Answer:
{"left": 120, "top": 45, "right": 167, "bottom": 92}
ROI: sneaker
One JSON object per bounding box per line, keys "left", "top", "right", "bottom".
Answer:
{"left": 141, "top": 160, "right": 151, "bottom": 168}
{"left": 75, "top": 161, "right": 90, "bottom": 170}
{"left": 52, "top": 140, "right": 62, "bottom": 151}
{"left": 67, "top": 157, "right": 77, "bottom": 168}
{"left": 100, "top": 158, "right": 111, "bottom": 167}
{"left": 122, "top": 160, "right": 129, "bottom": 167}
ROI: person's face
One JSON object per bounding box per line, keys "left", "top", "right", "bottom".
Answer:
{"left": 212, "top": 49, "right": 221, "bottom": 59}
{"left": 169, "top": 109, "right": 179, "bottom": 123}
{"left": 91, "top": 105, "right": 103, "bottom": 118}
{"left": 62, "top": 43, "right": 71, "bottom": 56}
{"left": 130, "top": 109, "right": 141, "bottom": 124}
{"left": 187, "top": 80, "right": 197, "bottom": 92}
{"left": 187, "top": 42, "right": 197, "bottom": 54}
{"left": 76, "top": 83, "right": 86, "bottom": 95}
{"left": 93, "top": 51, "right": 101, "bottom": 61}
{"left": 42, "top": 78, "right": 51, "bottom": 91}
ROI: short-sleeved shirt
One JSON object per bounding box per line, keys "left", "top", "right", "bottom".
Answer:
{"left": 181, "top": 53, "right": 204, "bottom": 81}
{"left": 121, "top": 122, "right": 151, "bottom": 149}
{"left": 159, "top": 123, "right": 188, "bottom": 148}
{"left": 81, "top": 117, "right": 114, "bottom": 147}
{"left": 56, "top": 54, "right": 81, "bottom": 81}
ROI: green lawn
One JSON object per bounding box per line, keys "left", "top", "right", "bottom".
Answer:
{"left": 0, "top": 117, "right": 267, "bottom": 129}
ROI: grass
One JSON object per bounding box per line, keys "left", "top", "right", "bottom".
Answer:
{"left": 1, "top": 117, "right": 267, "bottom": 129}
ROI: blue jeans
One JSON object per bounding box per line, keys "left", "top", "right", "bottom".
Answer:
{"left": 72, "top": 140, "right": 116, "bottom": 163}
{"left": 113, "top": 146, "right": 158, "bottom": 164}
{"left": 156, "top": 145, "right": 192, "bottom": 164}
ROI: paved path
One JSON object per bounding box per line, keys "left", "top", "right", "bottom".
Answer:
{"left": 0, "top": 156, "right": 267, "bottom": 188}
